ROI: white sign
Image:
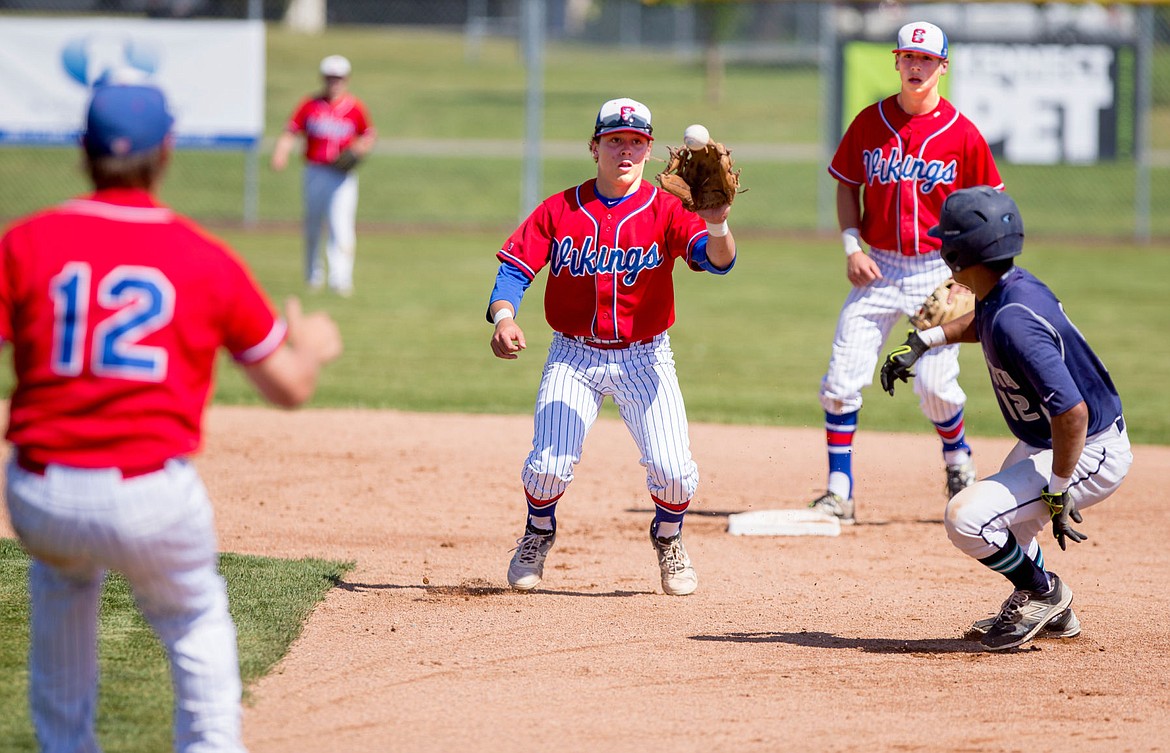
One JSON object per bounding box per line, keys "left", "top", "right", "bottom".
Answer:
{"left": 953, "top": 43, "right": 1117, "bottom": 165}
{"left": 0, "top": 17, "right": 264, "bottom": 149}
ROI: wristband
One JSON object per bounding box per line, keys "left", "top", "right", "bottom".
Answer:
{"left": 842, "top": 228, "right": 863, "bottom": 256}
{"left": 919, "top": 326, "right": 947, "bottom": 348}
{"left": 1048, "top": 474, "right": 1071, "bottom": 494}
{"left": 705, "top": 220, "right": 729, "bottom": 238}
{"left": 492, "top": 307, "right": 514, "bottom": 325}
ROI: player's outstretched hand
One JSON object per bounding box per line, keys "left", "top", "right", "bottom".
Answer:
{"left": 1042, "top": 486, "right": 1087, "bottom": 551}
{"left": 491, "top": 319, "right": 527, "bottom": 360}
{"left": 286, "top": 296, "right": 343, "bottom": 366}
{"left": 880, "top": 329, "right": 930, "bottom": 396}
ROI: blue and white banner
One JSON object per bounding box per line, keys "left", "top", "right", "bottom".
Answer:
{"left": 0, "top": 18, "right": 264, "bottom": 149}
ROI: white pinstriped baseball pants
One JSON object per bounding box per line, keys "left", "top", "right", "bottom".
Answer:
{"left": 522, "top": 332, "right": 699, "bottom": 506}
{"left": 820, "top": 248, "right": 967, "bottom": 423}
{"left": 6, "top": 457, "right": 246, "bottom": 753}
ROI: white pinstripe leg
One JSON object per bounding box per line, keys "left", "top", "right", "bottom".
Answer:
{"left": 119, "top": 466, "right": 244, "bottom": 753}
{"left": 611, "top": 336, "right": 698, "bottom": 505}
{"left": 820, "top": 280, "right": 903, "bottom": 414}
{"left": 913, "top": 343, "right": 967, "bottom": 423}
{"left": 27, "top": 560, "right": 104, "bottom": 753}
{"left": 521, "top": 336, "right": 604, "bottom": 502}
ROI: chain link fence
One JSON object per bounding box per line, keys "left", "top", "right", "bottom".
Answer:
{"left": 1, "top": 0, "right": 1167, "bottom": 241}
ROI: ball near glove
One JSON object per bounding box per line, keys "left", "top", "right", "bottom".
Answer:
{"left": 683, "top": 124, "right": 711, "bottom": 150}
{"left": 656, "top": 127, "right": 743, "bottom": 212}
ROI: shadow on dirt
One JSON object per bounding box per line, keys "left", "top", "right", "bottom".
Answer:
{"left": 689, "top": 630, "right": 984, "bottom": 654}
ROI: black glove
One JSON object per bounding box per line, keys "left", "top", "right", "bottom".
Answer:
{"left": 880, "top": 330, "right": 930, "bottom": 396}
{"left": 1042, "top": 486, "right": 1087, "bottom": 551}
{"left": 332, "top": 148, "right": 361, "bottom": 172}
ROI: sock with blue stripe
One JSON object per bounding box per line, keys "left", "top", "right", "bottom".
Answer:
{"left": 935, "top": 408, "right": 972, "bottom": 466}
{"left": 978, "top": 532, "right": 1050, "bottom": 593}
{"left": 825, "top": 410, "right": 858, "bottom": 499}
{"left": 525, "top": 491, "right": 560, "bottom": 534}
{"left": 652, "top": 495, "right": 689, "bottom": 540}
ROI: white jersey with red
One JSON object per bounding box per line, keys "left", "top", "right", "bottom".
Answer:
{"left": 0, "top": 188, "right": 286, "bottom": 470}
{"left": 286, "top": 93, "right": 375, "bottom": 166}
{"left": 829, "top": 94, "right": 1003, "bottom": 255}
{"left": 497, "top": 178, "right": 708, "bottom": 342}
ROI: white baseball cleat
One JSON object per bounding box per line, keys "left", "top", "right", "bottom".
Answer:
{"left": 808, "top": 491, "right": 855, "bottom": 525}
{"left": 507, "top": 526, "right": 556, "bottom": 591}
{"left": 945, "top": 459, "right": 977, "bottom": 499}
{"left": 650, "top": 524, "right": 698, "bottom": 596}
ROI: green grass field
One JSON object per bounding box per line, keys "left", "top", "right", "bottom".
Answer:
{"left": 186, "top": 225, "right": 1169, "bottom": 447}
{"left": 0, "top": 539, "right": 351, "bottom": 753}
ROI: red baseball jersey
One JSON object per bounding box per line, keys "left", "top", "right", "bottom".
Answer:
{"left": 498, "top": 180, "right": 708, "bottom": 341}
{"left": 0, "top": 188, "right": 286, "bottom": 469}
{"left": 285, "top": 94, "right": 374, "bottom": 165}
{"left": 829, "top": 95, "right": 1003, "bottom": 255}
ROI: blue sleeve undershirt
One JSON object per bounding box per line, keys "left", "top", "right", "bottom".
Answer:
{"left": 690, "top": 235, "right": 735, "bottom": 275}
{"left": 486, "top": 262, "right": 531, "bottom": 322}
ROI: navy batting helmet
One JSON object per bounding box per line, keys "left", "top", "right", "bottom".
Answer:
{"left": 928, "top": 186, "right": 1024, "bottom": 272}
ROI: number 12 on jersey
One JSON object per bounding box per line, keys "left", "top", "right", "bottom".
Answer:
{"left": 50, "top": 262, "right": 175, "bottom": 382}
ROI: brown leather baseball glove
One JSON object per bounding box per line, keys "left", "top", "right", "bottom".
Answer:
{"left": 909, "top": 279, "right": 975, "bottom": 330}
{"left": 655, "top": 142, "right": 742, "bottom": 211}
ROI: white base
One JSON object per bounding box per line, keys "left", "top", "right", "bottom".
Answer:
{"left": 727, "top": 509, "right": 841, "bottom": 537}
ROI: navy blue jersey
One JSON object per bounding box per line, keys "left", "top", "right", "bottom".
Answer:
{"left": 975, "top": 266, "right": 1122, "bottom": 449}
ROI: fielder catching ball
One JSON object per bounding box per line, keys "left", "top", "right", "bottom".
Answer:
{"left": 814, "top": 21, "right": 1004, "bottom": 523}
{"left": 2, "top": 81, "right": 342, "bottom": 751}
{"left": 487, "top": 97, "right": 737, "bottom": 596}
{"left": 881, "top": 187, "right": 1132, "bottom": 651}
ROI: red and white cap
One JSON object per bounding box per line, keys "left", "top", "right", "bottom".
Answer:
{"left": 320, "top": 54, "right": 352, "bottom": 77}
{"left": 893, "top": 21, "right": 948, "bottom": 60}
{"left": 594, "top": 98, "right": 653, "bottom": 138}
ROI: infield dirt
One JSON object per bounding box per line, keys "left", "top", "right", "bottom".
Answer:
{"left": 8, "top": 407, "right": 1169, "bottom": 752}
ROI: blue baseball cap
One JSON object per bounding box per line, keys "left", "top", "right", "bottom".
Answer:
{"left": 83, "top": 83, "right": 174, "bottom": 157}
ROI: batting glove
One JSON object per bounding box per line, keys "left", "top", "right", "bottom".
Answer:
{"left": 1042, "top": 486, "right": 1087, "bottom": 551}
{"left": 880, "top": 330, "right": 929, "bottom": 396}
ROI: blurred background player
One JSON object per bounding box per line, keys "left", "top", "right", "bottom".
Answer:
{"left": 881, "top": 186, "right": 1131, "bottom": 651}
{"left": 813, "top": 21, "right": 1003, "bottom": 523}
{"left": 1, "top": 81, "right": 342, "bottom": 751}
{"left": 487, "top": 97, "right": 736, "bottom": 596}
{"left": 271, "top": 54, "right": 376, "bottom": 297}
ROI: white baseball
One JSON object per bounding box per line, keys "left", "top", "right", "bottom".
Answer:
{"left": 683, "top": 124, "right": 711, "bottom": 150}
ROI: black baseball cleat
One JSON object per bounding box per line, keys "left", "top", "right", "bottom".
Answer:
{"left": 965, "top": 607, "right": 1081, "bottom": 641}
{"left": 980, "top": 573, "right": 1074, "bottom": 651}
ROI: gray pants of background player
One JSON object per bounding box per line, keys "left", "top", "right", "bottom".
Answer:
{"left": 6, "top": 457, "right": 246, "bottom": 753}
{"left": 303, "top": 162, "right": 358, "bottom": 294}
